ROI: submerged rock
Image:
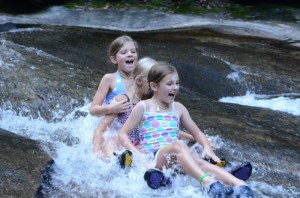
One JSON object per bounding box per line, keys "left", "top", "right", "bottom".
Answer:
{"left": 0, "top": 128, "right": 52, "bottom": 197}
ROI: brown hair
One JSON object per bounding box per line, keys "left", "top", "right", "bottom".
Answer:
{"left": 148, "top": 61, "right": 177, "bottom": 84}
{"left": 109, "top": 35, "right": 138, "bottom": 57}
{"left": 146, "top": 61, "right": 177, "bottom": 97}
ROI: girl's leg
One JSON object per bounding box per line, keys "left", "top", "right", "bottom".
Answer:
{"left": 93, "top": 115, "right": 116, "bottom": 157}
{"left": 155, "top": 140, "right": 215, "bottom": 186}
{"left": 93, "top": 127, "right": 105, "bottom": 157}
{"left": 194, "top": 158, "right": 246, "bottom": 186}
{"left": 102, "top": 136, "right": 119, "bottom": 158}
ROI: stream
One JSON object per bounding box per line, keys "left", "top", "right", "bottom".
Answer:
{"left": 0, "top": 6, "right": 299, "bottom": 198}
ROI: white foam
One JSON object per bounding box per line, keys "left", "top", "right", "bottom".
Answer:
{"left": 219, "top": 92, "right": 300, "bottom": 116}
{"left": 0, "top": 102, "right": 209, "bottom": 197}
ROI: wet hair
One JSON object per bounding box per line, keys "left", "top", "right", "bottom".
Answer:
{"left": 147, "top": 61, "right": 178, "bottom": 97}
{"left": 148, "top": 61, "right": 177, "bottom": 84}
{"left": 133, "top": 57, "right": 157, "bottom": 100}
{"left": 133, "top": 57, "right": 157, "bottom": 79}
{"left": 109, "top": 35, "right": 138, "bottom": 57}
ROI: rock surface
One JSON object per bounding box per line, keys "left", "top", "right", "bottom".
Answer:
{"left": 0, "top": 128, "right": 52, "bottom": 197}
{"left": 0, "top": 6, "right": 299, "bottom": 197}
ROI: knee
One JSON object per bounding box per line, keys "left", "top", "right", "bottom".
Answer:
{"left": 172, "top": 140, "right": 188, "bottom": 153}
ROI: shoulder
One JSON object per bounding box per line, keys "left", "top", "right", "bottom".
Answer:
{"left": 98, "top": 73, "right": 117, "bottom": 88}
{"left": 174, "top": 101, "right": 188, "bottom": 115}
{"left": 129, "top": 101, "right": 145, "bottom": 117}
{"left": 101, "top": 72, "right": 116, "bottom": 82}
{"left": 132, "top": 100, "right": 149, "bottom": 112}
{"left": 174, "top": 101, "right": 186, "bottom": 110}
{"left": 135, "top": 100, "right": 146, "bottom": 109}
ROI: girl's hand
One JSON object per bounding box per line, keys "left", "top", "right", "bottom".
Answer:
{"left": 201, "top": 146, "right": 221, "bottom": 163}
{"left": 109, "top": 98, "right": 130, "bottom": 114}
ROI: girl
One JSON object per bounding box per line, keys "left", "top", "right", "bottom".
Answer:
{"left": 118, "top": 62, "right": 254, "bottom": 197}
{"left": 90, "top": 35, "right": 138, "bottom": 155}
{"left": 93, "top": 57, "right": 194, "bottom": 162}
{"left": 92, "top": 57, "right": 157, "bottom": 158}
{"left": 90, "top": 35, "right": 138, "bottom": 117}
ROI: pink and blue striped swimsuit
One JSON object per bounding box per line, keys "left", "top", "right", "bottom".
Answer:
{"left": 139, "top": 101, "right": 180, "bottom": 154}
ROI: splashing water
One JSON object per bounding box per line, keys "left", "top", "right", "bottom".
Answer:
{"left": 0, "top": 102, "right": 211, "bottom": 197}
{"left": 1, "top": 100, "right": 299, "bottom": 197}
{"left": 219, "top": 92, "right": 300, "bottom": 116}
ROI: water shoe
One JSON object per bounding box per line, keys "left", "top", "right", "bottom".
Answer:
{"left": 205, "top": 157, "right": 227, "bottom": 168}
{"left": 236, "top": 185, "right": 254, "bottom": 198}
{"left": 115, "top": 150, "right": 132, "bottom": 168}
{"left": 206, "top": 157, "right": 252, "bottom": 181}
{"left": 144, "top": 168, "right": 171, "bottom": 189}
{"left": 224, "top": 161, "right": 252, "bottom": 181}
{"left": 208, "top": 181, "right": 234, "bottom": 198}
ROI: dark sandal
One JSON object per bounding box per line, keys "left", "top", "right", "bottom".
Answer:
{"left": 144, "top": 168, "right": 171, "bottom": 189}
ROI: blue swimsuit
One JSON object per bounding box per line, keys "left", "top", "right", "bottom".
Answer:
{"left": 104, "top": 71, "right": 126, "bottom": 104}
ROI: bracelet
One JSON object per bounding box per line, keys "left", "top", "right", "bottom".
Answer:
{"left": 199, "top": 173, "right": 209, "bottom": 184}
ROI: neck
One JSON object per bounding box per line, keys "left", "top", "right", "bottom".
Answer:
{"left": 132, "top": 91, "right": 141, "bottom": 104}
{"left": 119, "top": 71, "right": 133, "bottom": 80}
{"left": 152, "top": 98, "right": 169, "bottom": 112}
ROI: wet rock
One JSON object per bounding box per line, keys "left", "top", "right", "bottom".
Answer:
{"left": 0, "top": 128, "right": 52, "bottom": 197}
{"left": 0, "top": 22, "right": 17, "bottom": 32}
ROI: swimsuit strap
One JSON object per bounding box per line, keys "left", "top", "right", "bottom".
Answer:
{"left": 122, "top": 93, "right": 130, "bottom": 103}
{"left": 172, "top": 101, "right": 175, "bottom": 112}
{"left": 116, "top": 70, "right": 121, "bottom": 77}
{"left": 141, "top": 101, "right": 146, "bottom": 112}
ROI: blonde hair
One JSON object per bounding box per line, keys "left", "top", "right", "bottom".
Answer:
{"left": 133, "top": 57, "right": 157, "bottom": 79}
{"left": 109, "top": 35, "right": 138, "bottom": 57}
{"left": 133, "top": 57, "right": 157, "bottom": 100}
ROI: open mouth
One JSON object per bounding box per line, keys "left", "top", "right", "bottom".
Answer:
{"left": 125, "top": 60, "right": 134, "bottom": 64}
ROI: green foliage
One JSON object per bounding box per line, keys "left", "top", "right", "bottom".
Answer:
{"left": 61, "top": 0, "right": 298, "bottom": 22}
{"left": 62, "top": 0, "right": 223, "bottom": 14}
{"left": 225, "top": 3, "right": 297, "bottom": 21}
{"left": 225, "top": 3, "right": 249, "bottom": 19}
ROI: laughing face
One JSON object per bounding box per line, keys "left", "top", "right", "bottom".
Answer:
{"left": 157, "top": 72, "right": 180, "bottom": 103}
{"left": 113, "top": 41, "right": 138, "bottom": 75}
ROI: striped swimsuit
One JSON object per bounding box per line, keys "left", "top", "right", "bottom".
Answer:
{"left": 139, "top": 101, "right": 180, "bottom": 154}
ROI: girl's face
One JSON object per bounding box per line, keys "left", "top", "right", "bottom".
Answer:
{"left": 112, "top": 41, "right": 138, "bottom": 74}
{"left": 157, "top": 72, "right": 179, "bottom": 103}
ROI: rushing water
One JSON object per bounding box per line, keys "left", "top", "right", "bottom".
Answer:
{"left": 220, "top": 92, "right": 300, "bottom": 116}
{"left": 0, "top": 6, "right": 300, "bottom": 198}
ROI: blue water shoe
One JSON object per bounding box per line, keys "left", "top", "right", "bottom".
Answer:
{"left": 208, "top": 181, "right": 234, "bottom": 197}
{"left": 144, "top": 168, "right": 171, "bottom": 189}
{"left": 236, "top": 185, "right": 254, "bottom": 198}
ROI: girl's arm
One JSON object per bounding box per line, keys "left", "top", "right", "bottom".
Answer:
{"left": 179, "top": 131, "right": 195, "bottom": 142}
{"left": 118, "top": 102, "right": 144, "bottom": 155}
{"left": 93, "top": 94, "right": 130, "bottom": 156}
{"left": 96, "top": 94, "right": 130, "bottom": 131}
{"left": 177, "top": 102, "right": 221, "bottom": 163}
{"left": 90, "top": 74, "right": 130, "bottom": 116}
